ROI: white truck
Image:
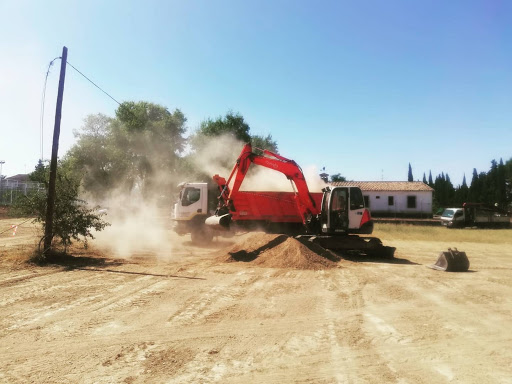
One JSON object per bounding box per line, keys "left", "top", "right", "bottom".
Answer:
{"left": 440, "top": 203, "right": 510, "bottom": 228}
{"left": 172, "top": 182, "right": 218, "bottom": 243}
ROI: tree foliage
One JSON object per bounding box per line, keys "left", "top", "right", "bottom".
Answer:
{"left": 408, "top": 163, "right": 414, "bottom": 182}
{"left": 67, "top": 102, "right": 187, "bottom": 199}
{"left": 427, "top": 158, "right": 512, "bottom": 211}
{"left": 191, "top": 111, "right": 278, "bottom": 152}
{"left": 29, "top": 159, "right": 47, "bottom": 183}
{"left": 15, "top": 162, "right": 109, "bottom": 250}
{"left": 251, "top": 134, "right": 278, "bottom": 152}
{"left": 66, "top": 104, "right": 280, "bottom": 203}
{"left": 330, "top": 173, "right": 347, "bottom": 182}
{"left": 192, "top": 111, "right": 251, "bottom": 148}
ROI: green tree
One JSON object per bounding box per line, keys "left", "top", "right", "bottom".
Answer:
{"left": 468, "top": 168, "right": 480, "bottom": 202}
{"left": 251, "top": 134, "right": 278, "bottom": 153}
{"left": 66, "top": 114, "right": 115, "bottom": 197}
{"left": 496, "top": 158, "right": 507, "bottom": 208}
{"left": 114, "top": 101, "right": 187, "bottom": 197}
{"left": 433, "top": 173, "right": 454, "bottom": 209}
{"left": 330, "top": 173, "right": 346, "bottom": 182}
{"left": 67, "top": 102, "right": 187, "bottom": 199}
{"left": 192, "top": 111, "right": 251, "bottom": 148}
{"left": 29, "top": 159, "right": 48, "bottom": 183}
{"left": 188, "top": 111, "right": 280, "bottom": 182}
{"left": 408, "top": 163, "right": 413, "bottom": 182}
{"left": 191, "top": 111, "right": 279, "bottom": 153}
{"left": 14, "top": 162, "right": 109, "bottom": 254}
{"left": 454, "top": 174, "right": 469, "bottom": 206}
{"left": 504, "top": 158, "right": 512, "bottom": 208}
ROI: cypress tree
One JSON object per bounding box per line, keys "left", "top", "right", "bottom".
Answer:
{"left": 469, "top": 168, "right": 479, "bottom": 202}
{"left": 497, "top": 158, "right": 507, "bottom": 208}
{"left": 408, "top": 163, "right": 413, "bottom": 182}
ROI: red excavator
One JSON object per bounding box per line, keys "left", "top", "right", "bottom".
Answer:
{"left": 205, "top": 143, "right": 394, "bottom": 257}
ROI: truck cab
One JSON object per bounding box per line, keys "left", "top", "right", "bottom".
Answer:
{"left": 172, "top": 182, "right": 213, "bottom": 242}
{"left": 440, "top": 208, "right": 464, "bottom": 228}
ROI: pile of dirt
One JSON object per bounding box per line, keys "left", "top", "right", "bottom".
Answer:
{"left": 216, "top": 233, "right": 340, "bottom": 270}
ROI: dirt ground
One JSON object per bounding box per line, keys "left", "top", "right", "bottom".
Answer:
{"left": 1, "top": 217, "right": 512, "bottom": 383}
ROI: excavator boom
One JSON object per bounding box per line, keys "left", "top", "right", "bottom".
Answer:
{"left": 217, "top": 143, "right": 319, "bottom": 225}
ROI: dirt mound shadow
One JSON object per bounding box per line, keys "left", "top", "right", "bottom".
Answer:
{"left": 216, "top": 233, "right": 340, "bottom": 270}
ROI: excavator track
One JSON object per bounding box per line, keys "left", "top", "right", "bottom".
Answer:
{"left": 295, "top": 235, "right": 396, "bottom": 259}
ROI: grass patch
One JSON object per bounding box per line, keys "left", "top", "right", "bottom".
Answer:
{"left": 373, "top": 223, "right": 512, "bottom": 244}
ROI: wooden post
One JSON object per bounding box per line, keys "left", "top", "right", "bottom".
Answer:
{"left": 43, "top": 46, "right": 68, "bottom": 254}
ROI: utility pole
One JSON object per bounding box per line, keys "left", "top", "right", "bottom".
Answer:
{"left": 43, "top": 46, "right": 67, "bottom": 254}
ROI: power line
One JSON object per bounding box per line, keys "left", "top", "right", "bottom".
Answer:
{"left": 39, "top": 55, "right": 122, "bottom": 163}
{"left": 40, "top": 57, "right": 61, "bottom": 161}
{"left": 66, "top": 61, "right": 121, "bottom": 106}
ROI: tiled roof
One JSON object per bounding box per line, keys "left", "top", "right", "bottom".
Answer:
{"left": 5, "top": 174, "right": 29, "bottom": 182}
{"left": 330, "top": 181, "right": 434, "bottom": 192}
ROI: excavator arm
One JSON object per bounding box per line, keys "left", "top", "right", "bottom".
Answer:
{"left": 212, "top": 143, "right": 319, "bottom": 225}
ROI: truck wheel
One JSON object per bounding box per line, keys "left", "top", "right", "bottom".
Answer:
{"left": 191, "top": 228, "right": 213, "bottom": 245}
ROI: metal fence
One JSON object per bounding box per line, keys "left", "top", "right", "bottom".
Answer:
{"left": 0, "top": 179, "right": 45, "bottom": 205}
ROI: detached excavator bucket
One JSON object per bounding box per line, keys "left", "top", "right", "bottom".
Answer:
{"left": 429, "top": 248, "right": 470, "bottom": 272}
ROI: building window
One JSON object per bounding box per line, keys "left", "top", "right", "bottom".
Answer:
{"left": 407, "top": 195, "right": 417, "bottom": 209}
{"left": 363, "top": 195, "right": 369, "bottom": 207}
{"left": 388, "top": 196, "right": 394, "bottom": 206}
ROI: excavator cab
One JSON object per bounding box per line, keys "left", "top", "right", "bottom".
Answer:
{"left": 321, "top": 187, "right": 349, "bottom": 233}
{"left": 320, "top": 186, "right": 372, "bottom": 235}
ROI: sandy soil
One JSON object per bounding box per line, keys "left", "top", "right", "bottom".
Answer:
{"left": 1, "top": 219, "right": 512, "bottom": 383}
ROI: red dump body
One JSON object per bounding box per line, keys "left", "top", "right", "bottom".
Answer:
{"left": 231, "top": 191, "right": 323, "bottom": 223}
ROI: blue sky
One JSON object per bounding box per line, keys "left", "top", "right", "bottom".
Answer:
{"left": 1, "top": 0, "right": 511, "bottom": 185}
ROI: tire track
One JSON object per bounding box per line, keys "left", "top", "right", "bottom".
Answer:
{"left": 167, "top": 274, "right": 260, "bottom": 327}
{"left": 317, "top": 268, "right": 399, "bottom": 383}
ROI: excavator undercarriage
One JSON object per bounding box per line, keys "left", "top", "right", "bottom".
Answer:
{"left": 295, "top": 235, "right": 396, "bottom": 259}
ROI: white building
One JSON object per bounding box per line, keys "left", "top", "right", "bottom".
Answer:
{"left": 331, "top": 181, "right": 434, "bottom": 217}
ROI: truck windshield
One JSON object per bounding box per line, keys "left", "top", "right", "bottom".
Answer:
{"left": 181, "top": 187, "right": 201, "bottom": 206}
{"left": 441, "top": 209, "right": 456, "bottom": 218}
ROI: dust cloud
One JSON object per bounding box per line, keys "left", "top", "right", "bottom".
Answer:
{"left": 189, "top": 135, "right": 241, "bottom": 180}
{"left": 91, "top": 191, "right": 175, "bottom": 260}
{"left": 303, "top": 165, "right": 329, "bottom": 192}
{"left": 190, "top": 135, "right": 328, "bottom": 193}
{"left": 239, "top": 158, "right": 328, "bottom": 193}
{"left": 86, "top": 135, "right": 327, "bottom": 258}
